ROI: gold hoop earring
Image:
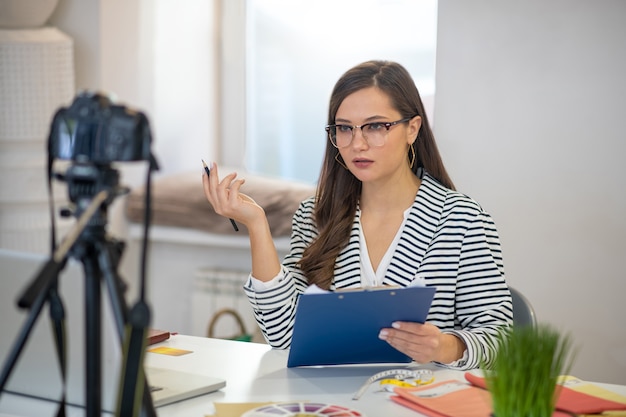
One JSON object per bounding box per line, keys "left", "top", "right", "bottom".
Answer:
{"left": 409, "top": 144, "right": 416, "bottom": 169}
{"left": 335, "top": 153, "right": 348, "bottom": 170}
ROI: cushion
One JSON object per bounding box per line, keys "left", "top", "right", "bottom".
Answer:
{"left": 125, "top": 169, "right": 316, "bottom": 237}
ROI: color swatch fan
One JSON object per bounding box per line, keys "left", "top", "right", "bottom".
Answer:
{"left": 242, "top": 402, "right": 365, "bottom": 417}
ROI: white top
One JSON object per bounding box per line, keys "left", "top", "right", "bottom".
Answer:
{"left": 359, "top": 207, "right": 411, "bottom": 288}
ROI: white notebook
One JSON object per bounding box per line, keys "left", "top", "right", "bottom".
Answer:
{"left": 0, "top": 249, "right": 225, "bottom": 412}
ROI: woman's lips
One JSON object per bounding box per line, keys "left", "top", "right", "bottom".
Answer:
{"left": 352, "top": 158, "right": 373, "bottom": 169}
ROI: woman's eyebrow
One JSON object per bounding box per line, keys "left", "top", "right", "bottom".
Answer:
{"left": 334, "top": 115, "right": 390, "bottom": 124}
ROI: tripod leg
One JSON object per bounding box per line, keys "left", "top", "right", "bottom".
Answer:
{"left": 0, "top": 279, "right": 51, "bottom": 392}
{"left": 83, "top": 256, "right": 103, "bottom": 417}
{"left": 117, "top": 302, "right": 151, "bottom": 417}
{"left": 97, "top": 241, "right": 157, "bottom": 417}
{"left": 98, "top": 239, "right": 128, "bottom": 334}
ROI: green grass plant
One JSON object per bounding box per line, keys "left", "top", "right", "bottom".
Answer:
{"left": 485, "top": 324, "right": 576, "bottom": 417}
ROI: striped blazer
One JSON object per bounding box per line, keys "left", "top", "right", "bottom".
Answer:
{"left": 244, "top": 172, "right": 513, "bottom": 370}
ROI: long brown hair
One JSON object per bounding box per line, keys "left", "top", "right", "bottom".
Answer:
{"left": 299, "top": 60, "right": 454, "bottom": 289}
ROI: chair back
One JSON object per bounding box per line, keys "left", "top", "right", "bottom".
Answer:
{"left": 510, "top": 286, "right": 537, "bottom": 327}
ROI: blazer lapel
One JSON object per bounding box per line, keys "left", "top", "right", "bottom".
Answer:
{"left": 330, "top": 207, "right": 364, "bottom": 290}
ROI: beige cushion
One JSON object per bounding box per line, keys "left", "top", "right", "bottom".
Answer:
{"left": 125, "top": 170, "right": 315, "bottom": 236}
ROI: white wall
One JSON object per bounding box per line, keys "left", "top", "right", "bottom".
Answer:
{"left": 434, "top": 0, "right": 626, "bottom": 384}
{"left": 48, "top": 0, "right": 101, "bottom": 91}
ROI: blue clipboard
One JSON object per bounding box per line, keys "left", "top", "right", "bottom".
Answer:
{"left": 287, "top": 285, "right": 436, "bottom": 368}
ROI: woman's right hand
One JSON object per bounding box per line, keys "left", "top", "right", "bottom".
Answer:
{"left": 203, "top": 162, "right": 282, "bottom": 281}
{"left": 201, "top": 162, "right": 266, "bottom": 228}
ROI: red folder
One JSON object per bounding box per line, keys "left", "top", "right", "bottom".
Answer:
{"left": 392, "top": 374, "right": 626, "bottom": 417}
{"left": 393, "top": 379, "right": 492, "bottom": 417}
{"left": 464, "top": 372, "right": 626, "bottom": 415}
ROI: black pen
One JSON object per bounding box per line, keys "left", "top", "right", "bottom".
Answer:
{"left": 202, "top": 159, "right": 239, "bottom": 232}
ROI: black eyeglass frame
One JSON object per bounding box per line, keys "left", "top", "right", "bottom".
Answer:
{"left": 325, "top": 116, "right": 414, "bottom": 148}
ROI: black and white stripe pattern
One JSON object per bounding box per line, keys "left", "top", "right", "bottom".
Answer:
{"left": 244, "top": 173, "right": 512, "bottom": 370}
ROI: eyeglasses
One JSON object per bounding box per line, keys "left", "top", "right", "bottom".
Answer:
{"left": 325, "top": 117, "right": 412, "bottom": 148}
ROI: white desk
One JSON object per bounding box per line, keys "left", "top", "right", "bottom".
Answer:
{"left": 2, "top": 334, "right": 626, "bottom": 416}
{"left": 147, "top": 335, "right": 463, "bottom": 417}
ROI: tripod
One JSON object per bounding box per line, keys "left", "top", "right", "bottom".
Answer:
{"left": 0, "top": 163, "right": 156, "bottom": 417}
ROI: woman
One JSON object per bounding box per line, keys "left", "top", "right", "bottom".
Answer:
{"left": 202, "top": 60, "right": 512, "bottom": 370}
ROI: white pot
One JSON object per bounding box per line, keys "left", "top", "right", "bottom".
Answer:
{"left": 0, "top": 0, "right": 60, "bottom": 29}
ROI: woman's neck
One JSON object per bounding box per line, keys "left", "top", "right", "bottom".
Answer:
{"left": 360, "top": 170, "right": 421, "bottom": 213}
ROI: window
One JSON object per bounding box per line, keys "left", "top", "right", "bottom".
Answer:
{"left": 220, "top": 0, "right": 438, "bottom": 184}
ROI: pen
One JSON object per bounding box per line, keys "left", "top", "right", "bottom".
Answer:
{"left": 202, "top": 159, "right": 239, "bottom": 232}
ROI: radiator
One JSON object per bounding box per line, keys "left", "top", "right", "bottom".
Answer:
{"left": 191, "top": 268, "right": 262, "bottom": 342}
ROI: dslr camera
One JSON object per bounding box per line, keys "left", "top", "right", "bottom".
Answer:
{"left": 49, "top": 91, "right": 152, "bottom": 164}
{"left": 47, "top": 91, "right": 155, "bottom": 209}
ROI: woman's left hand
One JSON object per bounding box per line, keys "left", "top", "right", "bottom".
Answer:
{"left": 378, "top": 321, "right": 465, "bottom": 364}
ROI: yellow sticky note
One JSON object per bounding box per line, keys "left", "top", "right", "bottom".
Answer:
{"left": 147, "top": 346, "right": 193, "bottom": 356}
{"left": 210, "top": 402, "right": 274, "bottom": 417}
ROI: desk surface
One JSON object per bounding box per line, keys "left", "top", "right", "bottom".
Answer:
{"left": 2, "top": 334, "right": 626, "bottom": 416}
{"left": 147, "top": 335, "right": 463, "bottom": 417}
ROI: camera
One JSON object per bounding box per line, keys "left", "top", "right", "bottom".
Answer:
{"left": 49, "top": 91, "right": 152, "bottom": 164}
